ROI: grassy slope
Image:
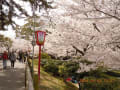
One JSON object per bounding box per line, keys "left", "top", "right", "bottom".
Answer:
{"left": 33, "top": 60, "right": 78, "bottom": 90}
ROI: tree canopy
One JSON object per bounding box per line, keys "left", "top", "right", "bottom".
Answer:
{"left": 0, "top": 0, "right": 52, "bottom": 30}
{"left": 0, "top": 34, "right": 13, "bottom": 51}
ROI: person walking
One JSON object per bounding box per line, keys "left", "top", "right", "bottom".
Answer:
{"left": 19, "top": 51, "right": 23, "bottom": 62}
{"left": 2, "top": 51, "right": 8, "bottom": 69}
{"left": 24, "top": 51, "right": 28, "bottom": 63}
{"left": 9, "top": 51, "right": 16, "bottom": 68}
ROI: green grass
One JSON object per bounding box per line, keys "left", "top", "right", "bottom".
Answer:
{"left": 33, "top": 59, "right": 78, "bottom": 90}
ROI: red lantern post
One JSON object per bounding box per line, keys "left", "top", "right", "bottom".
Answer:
{"left": 35, "top": 31, "right": 46, "bottom": 81}
{"left": 38, "top": 45, "right": 41, "bottom": 80}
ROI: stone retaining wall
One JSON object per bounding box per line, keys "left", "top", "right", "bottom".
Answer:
{"left": 25, "top": 63, "right": 34, "bottom": 90}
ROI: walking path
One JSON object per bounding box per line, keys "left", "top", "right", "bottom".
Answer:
{"left": 0, "top": 60, "right": 25, "bottom": 90}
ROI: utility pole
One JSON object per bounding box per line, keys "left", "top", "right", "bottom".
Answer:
{"left": 31, "top": 2, "right": 36, "bottom": 78}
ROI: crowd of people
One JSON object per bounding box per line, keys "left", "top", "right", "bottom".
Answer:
{"left": 1, "top": 50, "right": 29, "bottom": 69}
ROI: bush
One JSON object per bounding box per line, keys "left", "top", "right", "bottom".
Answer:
{"left": 81, "top": 77, "right": 120, "bottom": 90}
{"left": 58, "top": 61, "right": 79, "bottom": 78}
{"left": 76, "top": 67, "right": 109, "bottom": 79}
{"left": 54, "top": 60, "right": 64, "bottom": 66}
{"left": 41, "top": 59, "right": 48, "bottom": 67}
{"left": 80, "top": 59, "right": 94, "bottom": 65}
{"left": 88, "top": 69, "right": 105, "bottom": 78}
{"left": 40, "top": 53, "right": 80, "bottom": 78}
{"left": 76, "top": 66, "right": 111, "bottom": 80}
{"left": 41, "top": 59, "right": 79, "bottom": 78}
{"left": 40, "top": 53, "right": 51, "bottom": 67}
{"left": 43, "top": 60, "right": 59, "bottom": 76}
{"left": 41, "top": 59, "right": 63, "bottom": 74}
{"left": 58, "top": 65, "right": 68, "bottom": 77}
{"left": 41, "top": 53, "right": 51, "bottom": 59}
{"left": 105, "top": 70, "right": 120, "bottom": 77}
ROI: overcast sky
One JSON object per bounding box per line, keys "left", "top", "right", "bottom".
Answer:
{"left": 0, "top": 0, "right": 32, "bottom": 39}
{"left": 0, "top": 0, "right": 68, "bottom": 39}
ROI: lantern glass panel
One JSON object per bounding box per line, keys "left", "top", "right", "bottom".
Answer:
{"left": 38, "top": 32, "right": 45, "bottom": 44}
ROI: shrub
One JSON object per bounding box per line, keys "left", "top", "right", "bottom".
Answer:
{"left": 81, "top": 77, "right": 120, "bottom": 90}
{"left": 76, "top": 66, "right": 110, "bottom": 80}
{"left": 105, "top": 70, "right": 120, "bottom": 77}
{"left": 54, "top": 60, "right": 64, "bottom": 66}
{"left": 58, "top": 61, "right": 79, "bottom": 78}
{"left": 42, "top": 59, "right": 79, "bottom": 77}
{"left": 80, "top": 59, "right": 94, "bottom": 65}
{"left": 41, "top": 59, "right": 48, "bottom": 67}
{"left": 41, "top": 53, "right": 51, "bottom": 59}
{"left": 40, "top": 53, "right": 51, "bottom": 67}
{"left": 58, "top": 65, "right": 68, "bottom": 77}
{"left": 88, "top": 69, "right": 105, "bottom": 78}
{"left": 43, "top": 60, "right": 59, "bottom": 76}
{"left": 76, "top": 56, "right": 81, "bottom": 59}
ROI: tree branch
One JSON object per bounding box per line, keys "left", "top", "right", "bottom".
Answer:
{"left": 95, "top": 8, "right": 120, "bottom": 21}
{"left": 72, "top": 45, "right": 85, "bottom": 56}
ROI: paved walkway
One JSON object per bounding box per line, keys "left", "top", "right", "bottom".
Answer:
{"left": 0, "top": 60, "right": 25, "bottom": 90}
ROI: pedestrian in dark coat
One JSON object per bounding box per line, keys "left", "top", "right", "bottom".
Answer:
{"left": 19, "top": 51, "right": 24, "bottom": 62}
{"left": 24, "top": 51, "right": 28, "bottom": 63}
{"left": 9, "top": 51, "right": 16, "bottom": 68}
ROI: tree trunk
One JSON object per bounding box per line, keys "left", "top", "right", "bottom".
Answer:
{"left": 72, "top": 45, "right": 85, "bottom": 56}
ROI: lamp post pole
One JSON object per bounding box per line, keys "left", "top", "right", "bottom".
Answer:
{"left": 31, "top": 3, "right": 36, "bottom": 78}
{"left": 35, "top": 31, "right": 46, "bottom": 82}
{"left": 31, "top": 40, "right": 35, "bottom": 77}
{"left": 38, "top": 45, "right": 41, "bottom": 81}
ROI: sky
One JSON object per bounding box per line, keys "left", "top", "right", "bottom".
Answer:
{"left": 0, "top": 18, "right": 26, "bottom": 39}
{"left": 0, "top": 0, "right": 32, "bottom": 39}
{"left": 0, "top": 0, "right": 66, "bottom": 39}
{"left": 0, "top": 29, "right": 15, "bottom": 39}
